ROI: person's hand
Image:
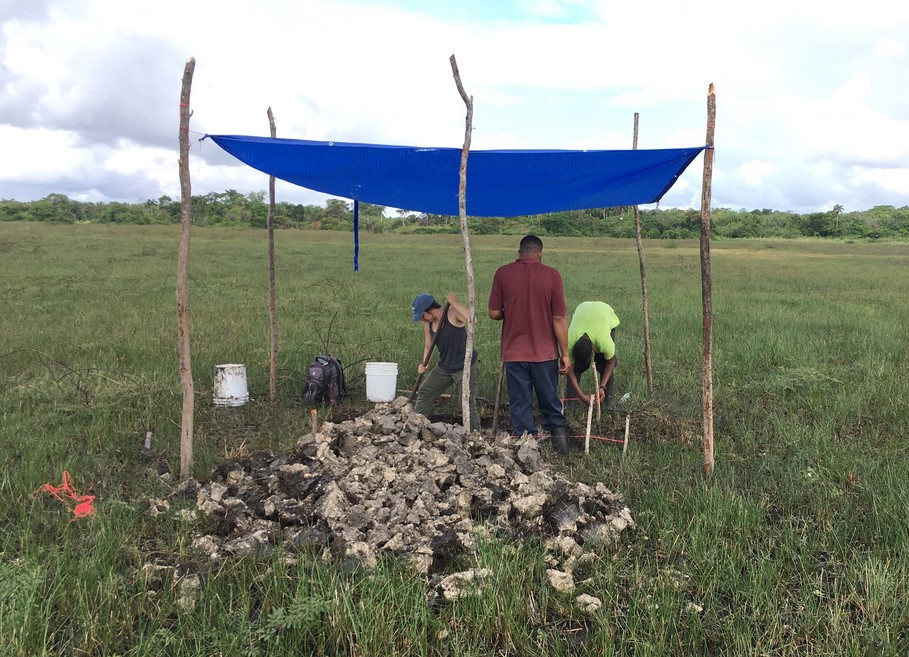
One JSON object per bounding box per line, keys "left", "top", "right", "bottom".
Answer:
{"left": 446, "top": 293, "right": 458, "bottom": 305}
{"left": 418, "top": 363, "right": 427, "bottom": 374}
{"left": 580, "top": 393, "right": 591, "bottom": 406}
{"left": 595, "top": 387, "right": 606, "bottom": 404}
{"left": 558, "top": 355, "right": 571, "bottom": 375}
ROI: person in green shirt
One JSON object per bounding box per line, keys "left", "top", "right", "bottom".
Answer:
{"left": 566, "top": 301, "right": 620, "bottom": 407}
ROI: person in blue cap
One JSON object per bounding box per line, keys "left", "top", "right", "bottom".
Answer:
{"left": 410, "top": 292, "right": 480, "bottom": 431}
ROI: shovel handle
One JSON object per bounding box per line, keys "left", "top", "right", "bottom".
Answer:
{"left": 491, "top": 361, "right": 505, "bottom": 432}
{"left": 407, "top": 303, "right": 450, "bottom": 404}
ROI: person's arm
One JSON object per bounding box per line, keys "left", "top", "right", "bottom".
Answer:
{"left": 418, "top": 321, "right": 432, "bottom": 374}
{"left": 553, "top": 315, "right": 570, "bottom": 374}
{"left": 551, "top": 271, "right": 570, "bottom": 373}
{"left": 488, "top": 272, "right": 504, "bottom": 321}
{"left": 594, "top": 356, "right": 618, "bottom": 403}
{"left": 445, "top": 293, "right": 473, "bottom": 326}
{"left": 566, "top": 367, "right": 591, "bottom": 405}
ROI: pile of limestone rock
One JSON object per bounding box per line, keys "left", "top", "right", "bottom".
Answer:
{"left": 182, "top": 397, "right": 634, "bottom": 579}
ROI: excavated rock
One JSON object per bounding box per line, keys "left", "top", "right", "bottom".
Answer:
{"left": 185, "top": 397, "right": 634, "bottom": 575}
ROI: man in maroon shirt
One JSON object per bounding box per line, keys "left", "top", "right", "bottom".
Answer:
{"left": 488, "top": 235, "right": 571, "bottom": 454}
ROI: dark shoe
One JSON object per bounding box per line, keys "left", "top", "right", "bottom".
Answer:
{"left": 551, "top": 427, "right": 569, "bottom": 455}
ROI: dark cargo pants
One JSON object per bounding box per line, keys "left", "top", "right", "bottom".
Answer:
{"left": 414, "top": 361, "right": 480, "bottom": 431}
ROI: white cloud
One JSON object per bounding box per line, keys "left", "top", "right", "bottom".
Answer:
{"left": 0, "top": 125, "right": 89, "bottom": 180}
{"left": 874, "top": 37, "right": 907, "bottom": 59}
{"left": 739, "top": 161, "right": 775, "bottom": 187}
{"left": 1, "top": 0, "right": 908, "bottom": 211}
{"left": 850, "top": 167, "right": 909, "bottom": 196}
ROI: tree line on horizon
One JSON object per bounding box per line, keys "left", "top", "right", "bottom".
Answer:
{"left": 2, "top": 191, "right": 908, "bottom": 240}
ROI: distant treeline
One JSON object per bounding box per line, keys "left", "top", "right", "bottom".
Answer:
{"left": 3, "top": 191, "right": 909, "bottom": 240}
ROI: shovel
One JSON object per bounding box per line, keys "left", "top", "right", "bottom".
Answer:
{"left": 491, "top": 360, "right": 505, "bottom": 432}
{"left": 407, "top": 303, "right": 450, "bottom": 404}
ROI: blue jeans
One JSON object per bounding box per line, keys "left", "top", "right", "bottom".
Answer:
{"left": 504, "top": 360, "right": 565, "bottom": 436}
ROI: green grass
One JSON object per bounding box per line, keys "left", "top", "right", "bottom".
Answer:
{"left": 2, "top": 222, "right": 908, "bottom": 655}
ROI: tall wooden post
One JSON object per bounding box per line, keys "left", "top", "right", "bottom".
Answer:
{"left": 266, "top": 107, "right": 279, "bottom": 403}
{"left": 700, "top": 84, "right": 717, "bottom": 474}
{"left": 449, "top": 54, "right": 477, "bottom": 432}
{"left": 176, "top": 57, "right": 196, "bottom": 479}
{"left": 631, "top": 112, "right": 654, "bottom": 393}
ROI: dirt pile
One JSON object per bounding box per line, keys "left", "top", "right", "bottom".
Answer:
{"left": 187, "top": 397, "right": 634, "bottom": 575}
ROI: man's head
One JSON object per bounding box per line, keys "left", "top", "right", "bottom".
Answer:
{"left": 572, "top": 334, "right": 593, "bottom": 375}
{"left": 411, "top": 293, "right": 440, "bottom": 322}
{"left": 519, "top": 234, "right": 543, "bottom": 255}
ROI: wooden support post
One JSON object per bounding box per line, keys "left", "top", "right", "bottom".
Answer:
{"left": 700, "top": 84, "right": 717, "bottom": 475}
{"left": 310, "top": 409, "right": 318, "bottom": 435}
{"left": 492, "top": 361, "right": 505, "bottom": 433}
{"left": 584, "top": 385, "right": 594, "bottom": 455}
{"left": 631, "top": 112, "right": 654, "bottom": 393}
{"left": 266, "top": 107, "right": 279, "bottom": 403}
{"left": 176, "top": 57, "right": 196, "bottom": 480}
{"left": 449, "top": 54, "right": 477, "bottom": 432}
{"left": 593, "top": 363, "right": 601, "bottom": 422}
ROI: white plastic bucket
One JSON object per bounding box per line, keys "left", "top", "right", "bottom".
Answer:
{"left": 365, "top": 362, "right": 398, "bottom": 402}
{"left": 213, "top": 363, "right": 249, "bottom": 407}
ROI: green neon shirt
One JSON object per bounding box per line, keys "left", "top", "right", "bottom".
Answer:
{"left": 568, "top": 301, "right": 620, "bottom": 361}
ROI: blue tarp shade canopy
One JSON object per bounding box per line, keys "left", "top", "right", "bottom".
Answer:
{"left": 206, "top": 135, "right": 706, "bottom": 217}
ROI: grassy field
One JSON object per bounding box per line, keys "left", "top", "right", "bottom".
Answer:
{"left": 1, "top": 222, "right": 908, "bottom": 656}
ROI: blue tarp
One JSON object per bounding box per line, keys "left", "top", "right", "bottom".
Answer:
{"left": 206, "top": 135, "right": 706, "bottom": 217}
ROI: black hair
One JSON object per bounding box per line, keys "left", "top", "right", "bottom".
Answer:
{"left": 572, "top": 334, "right": 593, "bottom": 374}
{"left": 428, "top": 301, "right": 441, "bottom": 310}
{"left": 519, "top": 234, "right": 543, "bottom": 253}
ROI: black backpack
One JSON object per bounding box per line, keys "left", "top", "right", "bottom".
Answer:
{"left": 301, "top": 355, "right": 347, "bottom": 405}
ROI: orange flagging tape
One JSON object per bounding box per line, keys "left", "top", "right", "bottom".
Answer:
{"left": 34, "top": 471, "right": 95, "bottom": 521}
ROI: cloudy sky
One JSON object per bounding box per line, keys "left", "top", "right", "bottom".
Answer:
{"left": 1, "top": 0, "right": 907, "bottom": 213}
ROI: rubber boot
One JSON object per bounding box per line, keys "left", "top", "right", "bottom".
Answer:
{"left": 551, "top": 427, "right": 569, "bottom": 455}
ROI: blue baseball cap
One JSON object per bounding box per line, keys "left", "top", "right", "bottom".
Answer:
{"left": 411, "top": 293, "right": 435, "bottom": 322}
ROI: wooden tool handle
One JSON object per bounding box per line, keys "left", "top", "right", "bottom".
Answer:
{"left": 407, "top": 303, "right": 450, "bottom": 404}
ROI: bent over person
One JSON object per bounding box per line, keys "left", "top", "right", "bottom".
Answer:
{"left": 410, "top": 292, "right": 480, "bottom": 431}
{"left": 488, "top": 235, "right": 571, "bottom": 454}
{"left": 566, "top": 301, "right": 620, "bottom": 407}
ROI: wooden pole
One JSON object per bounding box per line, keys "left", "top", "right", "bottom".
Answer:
{"left": 700, "top": 83, "right": 717, "bottom": 474}
{"left": 266, "top": 107, "right": 279, "bottom": 403}
{"left": 584, "top": 383, "right": 594, "bottom": 454}
{"left": 449, "top": 54, "right": 477, "bottom": 432}
{"left": 176, "top": 57, "right": 196, "bottom": 480}
{"left": 631, "top": 112, "right": 654, "bottom": 393}
{"left": 622, "top": 413, "right": 630, "bottom": 456}
{"left": 491, "top": 361, "right": 504, "bottom": 433}
{"left": 593, "top": 364, "right": 601, "bottom": 422}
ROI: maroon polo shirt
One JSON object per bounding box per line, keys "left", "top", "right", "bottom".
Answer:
{"left": 488, "top": 255, "right": 567, "bottom": 362}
